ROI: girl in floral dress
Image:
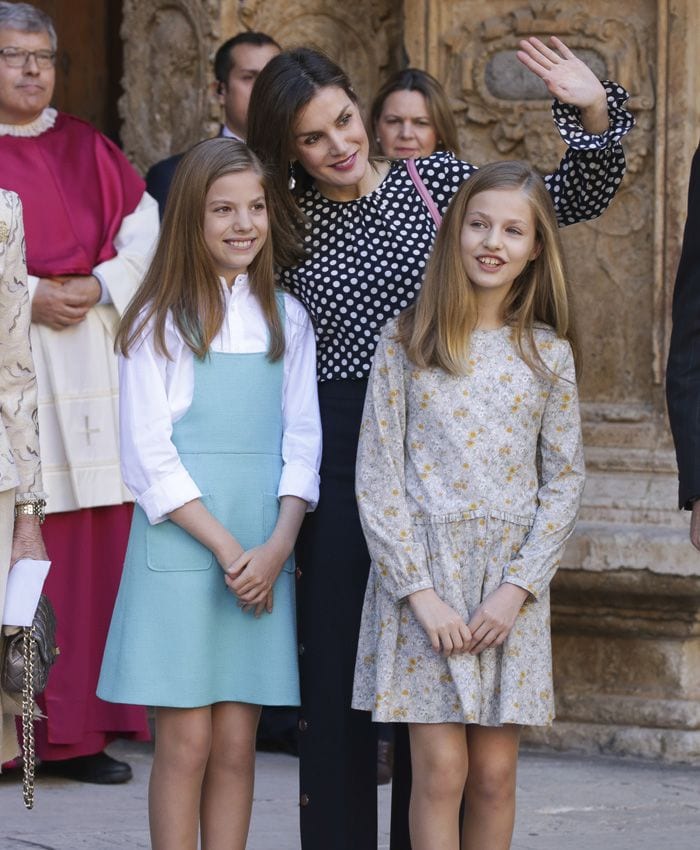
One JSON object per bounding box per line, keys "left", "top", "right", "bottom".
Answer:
{"left": 352, "top": 160, "right": 585, "bottom": 850}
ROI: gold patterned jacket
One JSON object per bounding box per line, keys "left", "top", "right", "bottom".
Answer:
{"left": 0, "top": 189, "right": 44, "bottom": 501}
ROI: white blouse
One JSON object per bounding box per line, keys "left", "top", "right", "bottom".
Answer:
{"left": 119, "top": 275, "right": 322, "bottom": 524}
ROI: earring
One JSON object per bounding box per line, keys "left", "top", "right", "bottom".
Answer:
{"left": 288, "top": 162, "right": 296, "bottom": 191}
{"left": 375, "top": 137, "right": 381, "bottom": 143}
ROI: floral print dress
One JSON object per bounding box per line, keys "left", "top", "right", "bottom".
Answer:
{"left": 351, "top": 321, "right": 585, "bottom": 726}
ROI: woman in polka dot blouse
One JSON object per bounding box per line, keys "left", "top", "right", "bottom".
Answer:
{"left": 247, "top": 35, "right": 633, "bottom": 850}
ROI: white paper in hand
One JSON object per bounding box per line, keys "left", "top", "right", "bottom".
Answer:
{"left": 2, "top": 559, "right": 51, "bottom": 627}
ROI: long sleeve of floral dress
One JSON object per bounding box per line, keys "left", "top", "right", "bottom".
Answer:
{"left": 356, "top": 328, "right": 433, "bottom": 602}
{"left": 501, "top": 343, "right": 585, "bottom": 600}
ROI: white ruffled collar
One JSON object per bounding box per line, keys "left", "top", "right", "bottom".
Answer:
{"left": 0, "top": 107, "right": 57, "bottom": 137}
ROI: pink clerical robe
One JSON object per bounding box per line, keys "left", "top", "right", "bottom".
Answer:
{"left": 0, "top": 112, "right": 152, "bottom": 759}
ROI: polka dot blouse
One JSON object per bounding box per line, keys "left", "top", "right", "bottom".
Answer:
{"left": 280, "top": 82, "right": 633, "bottom": 383}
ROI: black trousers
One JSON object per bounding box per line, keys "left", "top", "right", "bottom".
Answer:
{"left": 296, "top": 379, "right": 412, "bottom": 850}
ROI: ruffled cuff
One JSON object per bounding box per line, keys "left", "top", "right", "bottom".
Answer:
{"left": 552, "top": 81, "right": 634, "bottom": 150}
{"left": 277, "top": 462, "right": 320, "bottom": 512}
{"left": 372, "top": 540, "right": 433, "bottom": 602}
{"left": 138, "top": 466, "right": 202, "bottom": 525}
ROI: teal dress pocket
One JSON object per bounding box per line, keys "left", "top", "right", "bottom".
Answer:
{"left": 146, "top": 495, "right": 216, "bottom": 572}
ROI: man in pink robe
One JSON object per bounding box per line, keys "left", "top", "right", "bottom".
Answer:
{"left": 0, "top": 2, "right": 157, "bottom": 783}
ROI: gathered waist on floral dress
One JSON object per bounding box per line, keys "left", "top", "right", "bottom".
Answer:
{"left": 410, "top": 506, "right": 535, "bottom": 529}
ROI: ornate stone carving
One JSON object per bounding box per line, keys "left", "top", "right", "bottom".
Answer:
{"left": 120, "top": 1, "right": 402, "bottom": 170}
{"left": 120, "top": 1, "right": 220, "bottom": 173}
{"left": 404, "top": 2, "right": 658, "bottom": 417}
{"left": 231, "top": 0, "right": 402, "bottom": 111}
{"left": 434, "top": 1, "right": 654, "bottom": 173}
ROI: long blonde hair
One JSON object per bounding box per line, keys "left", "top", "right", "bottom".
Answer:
{"left": 398, "top": 160, "right": 579, "bottom": 379}
{"left": 117, "top": 138, "right": 284, "bottom": 361}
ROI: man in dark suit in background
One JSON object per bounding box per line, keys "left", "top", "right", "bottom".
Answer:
{"left": 667, "top": 142, "right": 700, "bottom": 550}
{"left": 146, "top": 31, "right": 280, "bottom": 217}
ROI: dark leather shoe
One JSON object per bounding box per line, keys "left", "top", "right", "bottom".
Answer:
{"left": 377, "top": 739, "right": 394, "bottom": 785}
{"left": 40, "top": 751, "right": 133, "bottom": 784}
{"left": 0, "top": 757, "right": 23, "bottom": 779}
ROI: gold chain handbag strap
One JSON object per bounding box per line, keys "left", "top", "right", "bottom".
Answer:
{"left": 21, "top": 625, "right": 36, "bottom": 810}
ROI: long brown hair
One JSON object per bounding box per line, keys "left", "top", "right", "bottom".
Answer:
{"left": 247, "top": 48, "right": 360, "bottom": 268}
{"left": 398, "top": 160, "right": 579, "bottom": 379}
{"left": 370, "top": 68, "right": 460, "bottom": 157}
{"left": 117, "top": 138, "right": 284, "bottom": 361}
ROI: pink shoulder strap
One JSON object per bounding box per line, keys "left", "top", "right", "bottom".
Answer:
{"left": 406, "top": 158, "right": 442, "bottom": 228}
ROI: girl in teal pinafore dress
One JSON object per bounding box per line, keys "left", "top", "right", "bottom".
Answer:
{"left": 97, "top": 139, "right": 321, "bottom": 850}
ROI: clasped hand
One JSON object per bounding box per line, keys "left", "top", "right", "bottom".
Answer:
{"left": 408, "top": 589, "right": 472, "bottom": 657}
{"left": 224, "top": 540, "right": 289, "bottom": 618}
{"left": 410, "top": 583, "right": 529, "bottom": 656}
{"left": 32, "top": 275, "right": 101, "bottom": 330}
{"left": 465, "top": 583, "right": 530, "bottom": 655}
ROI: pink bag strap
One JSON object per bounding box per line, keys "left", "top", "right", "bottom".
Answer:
{"left": 406, "top": 158, "right": 442, "bottom": 228}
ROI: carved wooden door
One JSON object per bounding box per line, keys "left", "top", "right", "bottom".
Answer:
{"left": 32, "top": 0, "right": 123, "bottom": 140}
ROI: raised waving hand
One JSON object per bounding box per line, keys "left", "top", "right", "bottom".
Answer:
{"left": 517, "top": 36, "right": 610, "bottom": 133}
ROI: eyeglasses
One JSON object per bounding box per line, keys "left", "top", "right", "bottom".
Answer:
{"left": 0, "top": 47, "right": 56, "bottom": 69}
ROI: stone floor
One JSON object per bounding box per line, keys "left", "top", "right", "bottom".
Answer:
{"left": 1, "top": 740, "right": 698, "bottom": 849}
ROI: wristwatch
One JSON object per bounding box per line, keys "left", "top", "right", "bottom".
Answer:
{"left": 15, "top": 499, "right": 47, "bottom": 524}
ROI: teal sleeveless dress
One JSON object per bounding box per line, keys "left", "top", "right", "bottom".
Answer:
{"left": 98, "top": 308, "right": 299, "bottom": 708}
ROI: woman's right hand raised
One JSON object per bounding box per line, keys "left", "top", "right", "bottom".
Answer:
{"left": 408, "top": 588, "right": 472, "bottom": 657}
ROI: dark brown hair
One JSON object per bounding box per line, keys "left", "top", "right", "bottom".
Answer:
{"left": 214, "top": 31, "right": 281, "bottom": 84}
{"left": 247, "top": 47, "right": 359, "bottom": 268}
{"left": 370, "top": 68, "right": 460, "bottom": 157}
{"left": 117, "top": 138, "right": 284, "bottom": 361}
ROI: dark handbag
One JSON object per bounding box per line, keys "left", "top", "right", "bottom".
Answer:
{"left": 2, "top": 594, "right": 58, "bottom": 695}
{"left": 1, "top": 593, "right": 59, "bottom": 808}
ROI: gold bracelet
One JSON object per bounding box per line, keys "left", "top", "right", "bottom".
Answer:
{"left": 15, "top": 499, "right": 47, "bottom": 524}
